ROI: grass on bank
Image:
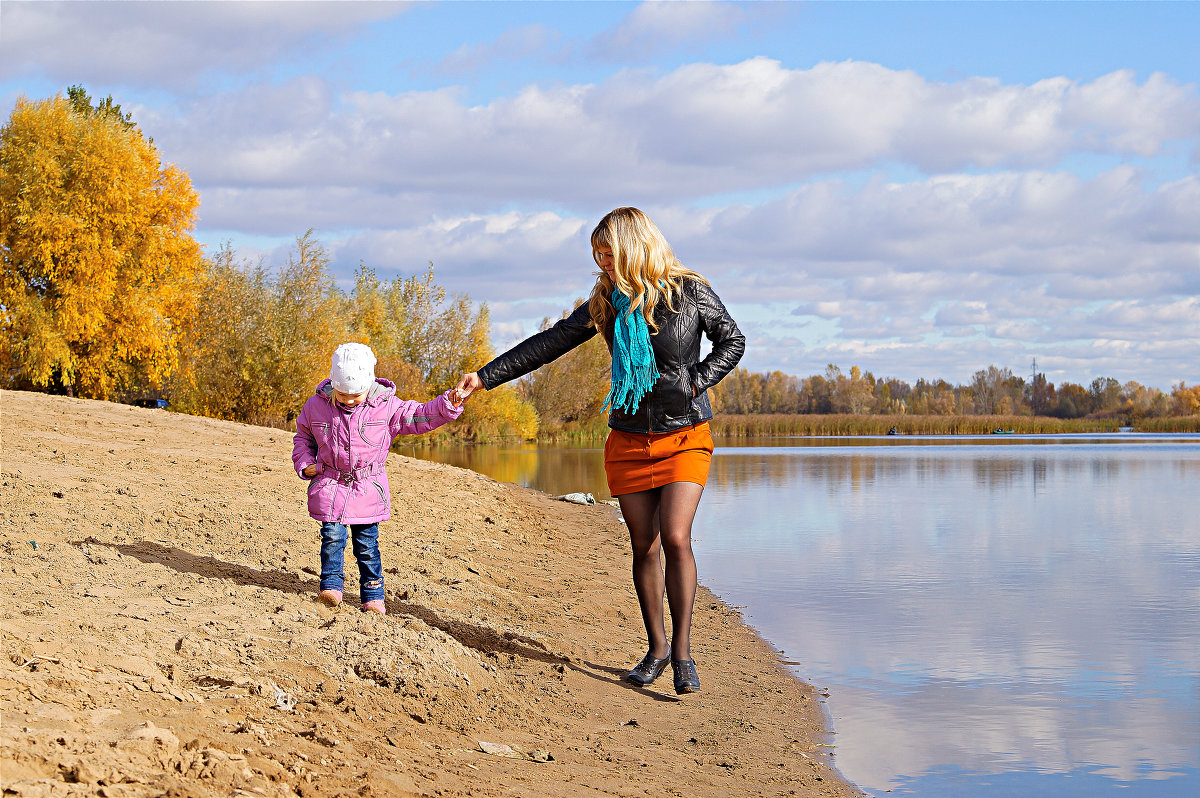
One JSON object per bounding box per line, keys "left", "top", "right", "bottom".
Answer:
{"left": 1131, "top": 416, "right": 1200, "bottom": 433}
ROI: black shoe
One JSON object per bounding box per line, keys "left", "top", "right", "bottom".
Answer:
{"left": 672, "top": 659, "right": 701, "bottom": 694}
{"left": 625, "top": 653, "right": 671, "bottom": 686}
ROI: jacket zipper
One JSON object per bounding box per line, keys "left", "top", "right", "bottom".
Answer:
{"left": 336, "top": 403, "right": 359, "bottom": 524}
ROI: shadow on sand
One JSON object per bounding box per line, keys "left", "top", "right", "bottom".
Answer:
{"left": 102, "top": 539, "right": 641, "bottom": 691}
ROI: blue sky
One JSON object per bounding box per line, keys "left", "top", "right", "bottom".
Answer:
{"left": 2, "top": 1, "right": 1198, "bottom": 390}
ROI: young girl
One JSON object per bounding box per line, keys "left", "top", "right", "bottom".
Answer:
{"left": 293, "top": 342, "right": 464, "bottom": 614}
{"left": 455, "top": 207, "right": 745, "bottom": 694}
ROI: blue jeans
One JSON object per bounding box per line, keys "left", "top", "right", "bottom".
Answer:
{"left": 319, "top": 522, "right": 384, "bottom": 603}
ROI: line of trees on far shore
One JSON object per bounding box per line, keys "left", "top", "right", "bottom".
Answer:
{"left": 707, "top": 364, "right": 1200, "bottom": 421}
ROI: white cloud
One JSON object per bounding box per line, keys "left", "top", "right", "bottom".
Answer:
{"left": 604, "top": 59, "right": 1199, "bottom": 175}
{"left": 134, "top": 59, "right": 1199, "bottom": 217}
{"left": 0, "top": 0, "right": 407, "bottom": 87}
{"left": 1063, "top": 70, "right": 1200, "bottom": 154}
{"left": 594, "top": 0, "right": 748, "bottom": 59}
{"left": 434, "top": 24, "right": 562, "bottom": 77}
{"left": 678, "top": 171, "right": 1199, "bottom": 297}
{"left": 1089, "top": 297, "right": 1200, "bottom": 330}
{"left": 329, "top": 212, "right": 592, "bottom": 300}
{"left": 181, "top": 153, "right": 1199, "bottom": 389}
{"left": 194, "top": 158, "right": 1192, "bottom": 387}
{"left": 935, "top": 301, "right": 993, "bottom": 327}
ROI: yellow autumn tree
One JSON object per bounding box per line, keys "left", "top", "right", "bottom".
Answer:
{"left": 348, "top": 266, "right": 427, "bottom": 398}
{"left": 170, "top": 245, "right": 274, "bottom": 422}
{"left": 172, "top": 233, "right": 348, "bottom": 426}
{"left": 348, "top": 262, "right": 537, "bottom": 440}
{"left": 349, "top": 263, "right": 445, "bottom": 397}
{"left": 830, "top": 365, "right": 878, "bottom": 414}
{"left": 0, "top": 89, "right": 205, "bottom": 398}
{"left": 266, "top": 233, "right": 349, "bottom": 419}
{"left": 173, "top": 237, "right": 536, "bottom": 439}
{"left": 1173, "top": 382, "right": 1200, "bottom": 415}
{"left": 455, "top": 303, "right": 539, "bottom": 440}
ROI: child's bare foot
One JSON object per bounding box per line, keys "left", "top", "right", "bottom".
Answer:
{"left": 318, "top": 589, "right": 343, "bottom": 607}
{"left": 362, "top": 599, "right": 386, "bottom": 615}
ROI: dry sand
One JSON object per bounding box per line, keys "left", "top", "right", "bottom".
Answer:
{"left": 0, "top": 389, "right": 863, "bottom": 798}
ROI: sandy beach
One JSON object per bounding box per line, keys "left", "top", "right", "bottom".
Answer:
{"left": 0, "top": 389, "right": 862, "bottom": 798}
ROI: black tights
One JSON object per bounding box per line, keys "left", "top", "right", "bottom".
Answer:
{"left": 618, "top": 481, "right": 704, "bottom": 662}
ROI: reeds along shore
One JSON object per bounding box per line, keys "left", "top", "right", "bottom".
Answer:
{"left": 707, "top": 413, "right": 1200, "bottom": 437}
{"left": 497, "top": 413, "right": 1200, "bottom": 444}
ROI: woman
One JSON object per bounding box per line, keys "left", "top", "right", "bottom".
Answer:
{"left": 455, "top": 207, "right": 745, "bottom": 695}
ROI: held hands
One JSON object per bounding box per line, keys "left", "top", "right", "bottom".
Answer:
{"left": 453, "top": 372, "right": 485, "bottom": 407}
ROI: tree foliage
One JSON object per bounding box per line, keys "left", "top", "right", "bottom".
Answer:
{"left": 170, "top": 234, "right": 536, "bottom": 440}
{"left": 1172, "top": 383, "right": 1200, "bottom": 416}
{"left": 710, "top": 368, "right": 801, "bottom": 414}
{"left": 0, "top": 90, "right": 204, "bottom": 398}
{"left": 352, "top": 261, "right": 538, "bottom": 440}
{"left": 171, "top": 235, "right": 343, "bottom": 425}
{"left": 66, "top": 85, "right": 135, "bottom": 131}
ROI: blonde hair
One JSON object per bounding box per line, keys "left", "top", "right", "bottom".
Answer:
{"left": 320, "top": 382, "right": 364, "bottom": 407}
{"left": 586, "top": 207, "right": 708, "bottom": 340}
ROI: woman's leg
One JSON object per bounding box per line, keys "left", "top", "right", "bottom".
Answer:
{"left": 618, "top": 488, "right": 669, "bottom": 659}
{"left": 657, "top": 481, "right": 704, "bottom": 661}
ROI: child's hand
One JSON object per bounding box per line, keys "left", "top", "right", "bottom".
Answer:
{"left": 302, "top": 464, "right": 318, "bottom": 477}
{"left": 450, "top": 387, "right": 469, "bottom": 408}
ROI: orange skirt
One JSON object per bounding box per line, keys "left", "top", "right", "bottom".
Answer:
{"left": 604, "top": 423, "right": 714, "bottom": 496}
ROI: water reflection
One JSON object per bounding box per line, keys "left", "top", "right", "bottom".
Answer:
{"left": 406, "top": 435, "right": 1200, "bottom": 796}
{"left": 399, "top": 441, "right": 611, "bottom": 498}
{"left": 399, "top": 440, "right": 613, "bottom": 499}
{"left": 695, "top": 440, "right": 1200, "bottom": 796}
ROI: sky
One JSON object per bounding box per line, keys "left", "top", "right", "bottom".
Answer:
{"left": 2, "top": 0, "right": 1198, "bottom": 391}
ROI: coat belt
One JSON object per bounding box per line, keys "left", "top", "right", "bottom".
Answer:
{"left": 328, "top": 464, "right": 383, "bottom": 484}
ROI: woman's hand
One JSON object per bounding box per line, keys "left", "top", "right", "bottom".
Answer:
{"left": 455, "top": 372, "right": 485, "bottom": 402}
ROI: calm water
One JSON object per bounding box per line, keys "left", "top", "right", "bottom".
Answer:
{"left": 401, "top": 435, "right": 1200, "bottom": 797}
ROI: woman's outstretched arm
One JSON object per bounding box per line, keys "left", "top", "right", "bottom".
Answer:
{"left": 456, "top": 301, "right": 598, "bottom": 398}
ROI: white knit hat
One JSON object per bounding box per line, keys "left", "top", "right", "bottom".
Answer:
{"left": 330, "top": 343, "right": 377, "bottom": 394}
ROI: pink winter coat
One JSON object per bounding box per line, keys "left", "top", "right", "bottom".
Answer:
{"left": 292, "top": 378, "right": 463, "bottom": 524}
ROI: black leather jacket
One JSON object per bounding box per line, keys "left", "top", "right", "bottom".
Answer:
{"left": 478, "top": 279, "right": 745, "bottom": 434}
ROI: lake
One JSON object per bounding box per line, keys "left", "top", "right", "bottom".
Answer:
{"left": 400, "top": 434, "right": 1200, "bottom": 797}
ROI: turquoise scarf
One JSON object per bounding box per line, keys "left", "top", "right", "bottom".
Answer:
{"left": 603, "top": 288, "right": 660, "bottom": 414}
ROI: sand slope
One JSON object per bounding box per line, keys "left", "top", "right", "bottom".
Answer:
{"left": 0, "top": 389, "right": 860, "bottom": 797}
